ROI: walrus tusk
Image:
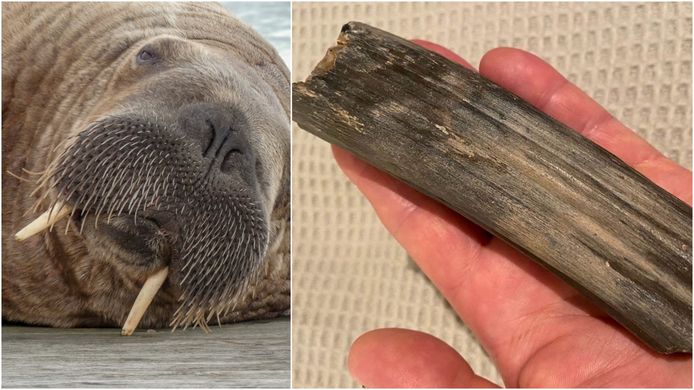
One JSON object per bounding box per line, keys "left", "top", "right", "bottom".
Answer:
{"left": 121, "top": 267, "right": 169, "bottom": 336}
{"left": 14, "top": 201, "right": 71, "bottom": 241}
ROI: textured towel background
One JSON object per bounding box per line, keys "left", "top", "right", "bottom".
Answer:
{"left": 291, "top": 2, "right": 692, "bottom": 387}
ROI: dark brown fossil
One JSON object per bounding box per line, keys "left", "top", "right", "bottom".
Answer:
{"left": 292, "top": 22, "right": 692, "bottom": 354}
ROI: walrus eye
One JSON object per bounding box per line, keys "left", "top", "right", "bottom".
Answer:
{"left": 136, "top": 47, "right": 157, "bottom": 64}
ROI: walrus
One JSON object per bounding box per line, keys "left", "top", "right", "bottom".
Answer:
{"left": 2, "top": 2, "right": 289, "bottom": 332}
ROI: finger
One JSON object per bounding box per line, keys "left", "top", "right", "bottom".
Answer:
{"left": 636, "top": 157, "right": 692, "bottom": 205}
{"left": 479, "top": 47, "right": 692, "bottom": 204}
{"left": 348, "top": 328, "right": 499, "bottom": 388}
{"left": 411, "top": 40, "right": 476, "bottom": 71}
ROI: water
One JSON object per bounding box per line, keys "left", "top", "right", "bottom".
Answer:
{"left": 222, "top": 2, "right": 291, "bottom": 67}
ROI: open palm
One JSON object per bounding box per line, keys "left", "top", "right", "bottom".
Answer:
{"left": 333, "top": 43, "right": 692, "bottom": 387}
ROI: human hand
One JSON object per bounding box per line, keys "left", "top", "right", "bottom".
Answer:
{"left": 333, "top": 42, "right": 693, "bottom": 387}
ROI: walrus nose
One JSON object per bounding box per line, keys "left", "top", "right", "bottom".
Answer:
{"left": 178, "top": 103, "right": 255, "bottom": 176}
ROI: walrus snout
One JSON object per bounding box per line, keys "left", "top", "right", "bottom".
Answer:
{"left": 34, "top": 114, "right": 270, "bottom": 327}
{"left": 178, "top": 103, "right": 258, "bottom": 184}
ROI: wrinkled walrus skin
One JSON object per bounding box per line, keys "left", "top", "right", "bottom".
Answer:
{"left": 2, "top": 2, "right": 289, "bottom": 329}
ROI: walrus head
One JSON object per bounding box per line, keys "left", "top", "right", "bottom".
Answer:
{"left": 3, "top": 3, "right": 289, "bottom": 330}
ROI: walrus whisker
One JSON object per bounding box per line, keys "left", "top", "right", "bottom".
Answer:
{"left": 92, "top": 155, "right": 135, "bottom": 228}
{"left": 64, "top": 207, "right": 80, "bottom": 235}
{"left": 102, "top": 157, "right": 136, "bottom": 223}
{"left": 6, "top": 170, "right": 33, "bottom": 183}
{"left": 30, "top": 171, "right": 57, "bottom": 204}
{"left": 121, "top": 266, "right": 169, "bottom": 336}
{"left": 20, "top": 167, "right": 48, "bottom": 176}
{"left": 15, "top": 201, "right": 71, "bottom": 241}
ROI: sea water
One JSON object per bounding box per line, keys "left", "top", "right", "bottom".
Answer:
{"left": 223, "top": 2, "right": 291, "bottom": 67}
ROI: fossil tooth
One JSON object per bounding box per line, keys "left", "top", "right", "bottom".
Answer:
{"left": 292, "top": 22, "right": 692, "bottom": 353}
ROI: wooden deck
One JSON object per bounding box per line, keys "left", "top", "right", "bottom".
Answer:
{"left": 2, "top": 318, "right": 289, "bottom": 388}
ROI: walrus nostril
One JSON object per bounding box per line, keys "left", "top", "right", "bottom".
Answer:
{"left": 205, "top": 123, "right": 252, "bottom": 178}
{"left": 178, "top": 103, "right": 253, "bottom": 175}
{"left": 220, "top": 147, "right": 246, "bottom": 173}
{"left": 208, "top": 124, "right": 235, "bottom": 160}
{"left": 202, "top": 120, "right": 216, "bottom": 157}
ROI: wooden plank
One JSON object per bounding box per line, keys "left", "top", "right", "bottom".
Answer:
{"left": 2, "top": 319, "right": 289, "bottom": 388}
{"left": 292, "top": 22, "right": 692, "bottom": 353}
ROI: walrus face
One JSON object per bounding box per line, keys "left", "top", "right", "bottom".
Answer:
{"left": 32, "top": 34, "right": 289, "bottom": 327}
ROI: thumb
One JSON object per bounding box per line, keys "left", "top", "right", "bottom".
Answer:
{"left": 348, "top": 328, "right": 499, "bottom": 388}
